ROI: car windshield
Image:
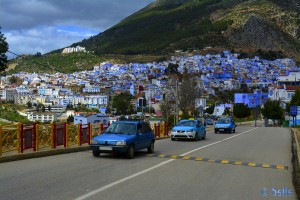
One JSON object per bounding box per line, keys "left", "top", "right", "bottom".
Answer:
{"left": 217, "top": 119, "right": 230, "bottom": 124}
{"left": 177, "top": 121, "right": 197, "bottom": 126}
{"left": 105, "top": 123, "right": 136, "bottom": 135}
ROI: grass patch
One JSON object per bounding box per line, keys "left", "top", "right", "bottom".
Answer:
{"left": 0, "top": 103, "right": 30, "bottom": 124}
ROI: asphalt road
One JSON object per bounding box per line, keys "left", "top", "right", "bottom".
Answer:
{"left": 0, "top": 125, "right": 296, "bottom": 200}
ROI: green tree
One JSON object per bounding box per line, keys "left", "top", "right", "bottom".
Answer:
{"left": 161, "top": 94, "right": 173, "bottom": 121}
{"left": 41, "top": 105, "right": 46, "bottom": 112}
{"left": 8, "top": 76, "right": 22, "bottom": 85}
{"left": 178, "top": 67, "right": 200, "bottom": 115}
{"left": 286, "top": 89, "right": 300, "bottom": 114}
{"left": 261, "top": 100, "right": 284, "bottom": 123}
{"left": 233, "top": 103, "right": 251, "bottom": 119}
{"left": 27, "top": 101, "right": 32, "bottom": 108}
{"left": 205, "top": 104, "right": 215, "bottom": 114}
{"left": 223, "top": 107, "right": 231, "bottom": 116}
{"left": 0, "top": 27, "right": 8, "bottom": 71}
{"left": 290, "top": 88, "right": 300, "bottom": 106}
{"left": 165, "top": 63, "right": 179, "bottom": 74}
{"left": 67, "top": 114, "right": 74, "bottom": 124}
{"left": 112, "top": 93, "right": 134, "bottom": 115}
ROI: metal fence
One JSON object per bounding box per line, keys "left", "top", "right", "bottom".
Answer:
{"left": 0, "top": 122, "right": 104, "bottom": 156}
{"left": 0, "top": 121, "right": 169, "bottom": 156}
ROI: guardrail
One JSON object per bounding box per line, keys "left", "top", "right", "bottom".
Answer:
{"left": 0, "top": 122, "right": 104, "bottom": 156}
{"left": 150, "top": 122, "right": 169, "bottom": 138}
{"left": 0, "top": 121, "right": 169, "bottom": 156}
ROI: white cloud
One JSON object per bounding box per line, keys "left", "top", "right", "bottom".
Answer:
{"left": 5, "top": 26, "right": 96, "bottom": 59}
{"left": 1, "top": 0, "right": 154, "bottom": 59}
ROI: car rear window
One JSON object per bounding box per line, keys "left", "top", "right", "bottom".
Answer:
{"left": 106, "top": 123, "right": 136, "bottom": 134}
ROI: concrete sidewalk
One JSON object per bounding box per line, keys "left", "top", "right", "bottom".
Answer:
{"left": 0, "top": 145, "right": 91, "bottom": 163}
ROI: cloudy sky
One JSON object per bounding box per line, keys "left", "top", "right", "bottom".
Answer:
{"left": 0, "top": 0, "right": 154, "bottom": 59}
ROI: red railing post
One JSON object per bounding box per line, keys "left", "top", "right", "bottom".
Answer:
{"left": 63, "top": 122, "right": 67, "bottom": 148}
{"left": 153, "top": 123, "right": 157, "bottom": 138}
{"left": 88, "top": 123, "right": 91, "bottom": 144}
{"left": 79, "top": 123, "right": 82, "bottom": 146}
{"left": 33, "top": 123, "right": 36, "bottom": 152}
{"left": 100, "top": 123, "right": 103, "bottom": 134}
{"left": 20, "top": 123, "right": 24, "bottom": 153}
{"left": 166, "top": 122, "right": 169, "bottom": 137}
{"left": 53, "top": 123, "right": 57, "bottom": 149}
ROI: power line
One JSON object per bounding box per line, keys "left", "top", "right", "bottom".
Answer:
{"left": 7, "top": 50, "right": 64, "bottom": 73}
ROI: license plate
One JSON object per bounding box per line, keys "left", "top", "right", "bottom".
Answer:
{"left": 100, "top": 146, "right": 112, "bottom": 150}
{"left": 219, "top": 129, "right": 224, "bottom": 131}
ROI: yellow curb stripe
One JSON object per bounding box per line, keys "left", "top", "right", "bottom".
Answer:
{"left": 183, "top": 156, "right": 190, "bottom": 160}
{"left": 248, "top": 162, "right": 256, "bottom": 167}
{"left": 221, "top": 160, "right": 229, "bottom": 164}
{"left": 234, "top": 161, "right": 243, "bottom": 165}
{"left": 150, "top": 154, "right": 288, "bottom": 170}
{"left": 276, "top": 165, "right": 285, "bottom": 170}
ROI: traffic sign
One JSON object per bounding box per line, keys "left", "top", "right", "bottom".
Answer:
{"left": 290, "top": 106, "right": 297, "bottom": 116}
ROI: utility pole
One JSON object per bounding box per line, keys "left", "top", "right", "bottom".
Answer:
{"left": 175, "top": 80, "right": 179, "bottom": 123}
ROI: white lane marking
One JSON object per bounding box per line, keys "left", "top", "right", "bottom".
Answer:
{"left": 180, "top": 128, "right": 257, "bottom": 156}
{"left": 74, "top": 127, "right": 258, "bottom": 200}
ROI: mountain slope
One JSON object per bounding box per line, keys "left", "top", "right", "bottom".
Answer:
{"left": 70, "top": 0, "right": 300, "bottom": 59}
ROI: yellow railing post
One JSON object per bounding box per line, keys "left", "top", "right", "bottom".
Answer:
{"left": 0, "top": 125, "right": 2, "bottom": 156}
{"left": 17, "top": 123, "right": 21, "bottom": 153}
{"left": 36, "top": 124, "right": 39, "bottom": 151}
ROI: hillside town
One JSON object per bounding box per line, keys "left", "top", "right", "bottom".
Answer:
{"left": 0, "top": 51, "right": 300, "bottom": 125}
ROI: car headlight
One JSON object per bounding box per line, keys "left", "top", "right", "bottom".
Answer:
{"left": 116, "top": 141, "right": 126, "bottom": 146}
{"left": 91, "top": 140, "right": 98, "bottom": 144}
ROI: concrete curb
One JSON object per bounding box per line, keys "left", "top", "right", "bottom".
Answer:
{"left": 291, "top": 128, "right": 300, "bottom": 198}
{"left": 0, "top": 146, "right": 90, "bottom": 163}
{"left": 0, "top": 136, "right": 173, "bottom": 163}
{"left": 292, "top": 129, "right": 300, "bottom": 167}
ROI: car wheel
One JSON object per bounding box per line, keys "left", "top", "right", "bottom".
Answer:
{"left": 202, "top": 132, "right": 206, "bottom": 140}
{"left": 92, "top": 150, "right": 100, "bottom": 157}
{"left": 214, "top": 129, "right": 218, "bottom": 134}
{"left": 147, "top": 141, "right": 154, "bottom": 153}
{"left": 126, "top": 145, "right": 135, "bottom": 159}
{"left": 233, "top": 128, "right": 235, "bottom": 133}
{"left": 171, "top": 138, "right": 175, "bottom": 141}
{"left": 194, "top": 132, "right": 198, "bottom": 141}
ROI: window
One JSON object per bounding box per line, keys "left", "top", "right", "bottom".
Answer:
{"left": 137, "top": 124, "right": 143, "bottom": 133}
{"left": 142, "top": 123, "right": 152, "bottom": 133}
